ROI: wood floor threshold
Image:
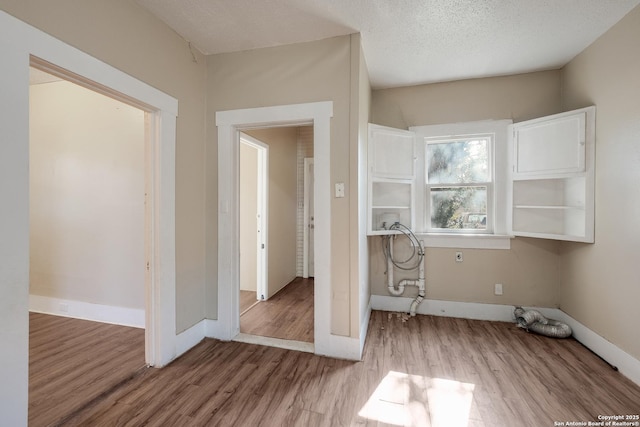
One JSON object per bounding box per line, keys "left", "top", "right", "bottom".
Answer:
{"left": 233, "top": 332, "right": 314, "bottom": 354}
{"left": 240, "top": 300, "right": 260, "bottom": 316}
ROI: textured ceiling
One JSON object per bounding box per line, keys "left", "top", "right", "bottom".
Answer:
{"left": 135, "top": 0, "right": 640, "bottom": 89}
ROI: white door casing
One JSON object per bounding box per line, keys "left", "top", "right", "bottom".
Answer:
{"left": 0, "top": 12, "right": 177, "bottom": 426}
{"left": 216, "top": 102, "right": 338, "bottom": 356}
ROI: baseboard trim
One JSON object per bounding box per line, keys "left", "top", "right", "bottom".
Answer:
{"left": 370, "top": 295, "right": 640, "bottom": 387}
{"left": 175, "top": 319, "right": 206, "bottom": 358}
{"left": 29, "top": 294, "right": 144, "bottom": 328}
{"left": 537, "top": 308, "right": 640, "bottom": 387}
{"left": 370, "top": 295, "right": 516, "bottom": 322}
{"left": 204, "top": 318, "right": 230, "bottom": 341}
{"left": 360, "top": 302, "right": 372, "bottom": 359}
{"left": 316, "top": 333, "right": 363, "bottom": 361}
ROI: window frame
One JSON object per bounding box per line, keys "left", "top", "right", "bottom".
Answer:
{"left": 424, "top": 133, "right": 494, "bottom": 234}
{"left": 410, "top": 120, "right": 513, "bottom": 249}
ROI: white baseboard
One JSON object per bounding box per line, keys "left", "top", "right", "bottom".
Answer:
{"left": 370, "top": 294, "right": 516, "bottom": 322}
{"left": 29, "top": 294, "right": 144, "bottom": 328}
{"left": 360, "top": 302, "right": 372, "bottom": 358}
{"left": 316, "top": 333, "right": 363, "bottom": 361}
{"left": 370, "top": 295, "right": 640, "bottom": 387}
{"left": 204, "top": 318, "right": 231, "bottom": 340}
{"left": 175, "top": 319, "right": 206, "bottom": 358}
{"left": 538, "top": 308, "right": 640, "bottom": 387}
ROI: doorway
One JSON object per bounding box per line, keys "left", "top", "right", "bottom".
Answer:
{"left": 216, "top": 101, "right": 333, "bottom": 356}
{"left": 0, "top": 15, "right": 178, "bottom": 421}
{"left": 238, "top": 127, "right": 314, "bottom": 344}
{"left": 28, "top": 65, "right": 148, "bottom": 424}
{"left": 22, "top": 55, "right": 177, "bottom": 369}
{"left": 29, "top": 66, "right": 146, "bottom": 327}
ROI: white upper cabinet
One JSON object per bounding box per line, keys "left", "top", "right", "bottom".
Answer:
{"left": 366, "top": 107, "right": 596, "bottom": 243}
{"left": 369, "top": 125, "right": 416, "bottom": 179}
{"left": 509, "top": 106, "right": 595, "bottom": 243}
{"left": 368, "top": 124, "right": 416, "bottom": 235}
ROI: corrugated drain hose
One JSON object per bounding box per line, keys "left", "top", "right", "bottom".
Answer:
{"left": 514, "top": 307, "right": 572, "bottom": 338}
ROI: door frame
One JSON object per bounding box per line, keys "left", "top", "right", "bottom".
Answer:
{"left": 239, "top": 133, "right": 269, "bottom": 301}
{"left": 303, "top": 157, "right": 314, "bottom": 279}
{"left": 216, "top": 102, "right": 333, "bottom": 355}
{"left": 27, "top": 57, "right": 175, "bottom": 369}
{"left": 0, "top": 12, "right": 177, "bottom": 424}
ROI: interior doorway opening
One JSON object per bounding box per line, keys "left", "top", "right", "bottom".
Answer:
{"left": 28, "top": 65, "right": 147, "bottom": 329}
{"left": 28, "top": 64, "right": 149, "bottom": 423}
{"left": 0, "top": 15, "right": 178, "bottom": 421}
{"left": 238, "top": 127, "right": 315, "bottom": 345}
{"left": 24, "top": 54, "right": 178, "bottom": 368}
{"left": 216, "top": 101, "right": 332, "bottom": 356}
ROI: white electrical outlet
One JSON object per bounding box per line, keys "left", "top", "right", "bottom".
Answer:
{"left": 455, "top": 251, "right": 463, "bottom": 262}
{"left": 494, "top": 283, "right": 503, "bottom": 295}
{"left": 59, "top": 303, "right": 69, "bottom": 313}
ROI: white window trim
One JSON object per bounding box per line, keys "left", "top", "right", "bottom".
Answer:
{"left": 424, "top": 133, "right": 494, "bottom": 234}
{"left": 410, "top": 120, "right": 513, "bottom": 250}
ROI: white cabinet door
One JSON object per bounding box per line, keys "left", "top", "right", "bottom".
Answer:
{"left": 513, "top": 110, "right": 587, "bottom": 177}
{"left": 509, "top": 106, "right": 595, "bottom": 243}
{"left": 369, "top": 124, "right": 415, "bottom": 179}
{"left": 368, "top": 124, "right": 416, "bottom": 235}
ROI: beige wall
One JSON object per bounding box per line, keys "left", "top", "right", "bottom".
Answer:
{"left": 30, "top": 79, "right": 145, "bottom": 309}
{"left": 560, "top": 5, "right": 640, "bottom": 360}
{"left": 206, "top": 35, "right": 358, "bottom": 337}
{"left": 239, "top": 142, "right": 259, "bottom": 292}
{"left": 372, "top": 70, "right": 562, "bottom": 129}
{"left": 0, "top": 0, "right": 208, "bottom": 333}
{"left": 351, "top": 34, "right": 372, "bottom": 337}
{"left": 370, "top": 71, "right": 564, "bottom": 308}
{"left": 245, "top": 128, "right": 298, "bottom": 298}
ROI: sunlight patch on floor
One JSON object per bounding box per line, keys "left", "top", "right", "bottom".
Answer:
{"left": 358, "top": 371, "right": 475, "bottom": 427}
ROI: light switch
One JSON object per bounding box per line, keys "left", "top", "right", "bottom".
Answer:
{"left": 335, "top": 182, "right": 345, "bottom": 198}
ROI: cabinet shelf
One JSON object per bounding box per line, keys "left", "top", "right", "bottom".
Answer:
{"left": 509, "top": 106, "right": 595, "bottom": 243}
{"left": 513, "top": 230, "right": 589, "bottom": 242}
{"left": 371, "top": 205, "right": 411, "bottom": 210}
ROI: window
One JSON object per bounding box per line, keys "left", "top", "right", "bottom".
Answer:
{"left": 411, "top": 120, "right": 511, "bottom": 248}
{"left": 425, "top": 135, "right": 492, "bottom": 233}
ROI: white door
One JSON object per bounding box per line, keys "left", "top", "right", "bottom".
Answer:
{"left": 240, "top": 134, "right": 269, "bottom": 300}
{"left": 304, "top": 158, "right": 315, "bottom": 278}
{"left": 239, "top": 141, "right": 259, "bottom": 295}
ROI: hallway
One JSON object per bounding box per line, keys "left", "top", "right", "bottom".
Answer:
{"left": 240, "top": 277, "right": 314, "bottom": 343}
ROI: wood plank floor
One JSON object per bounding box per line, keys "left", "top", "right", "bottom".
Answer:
{"left": 29, "top": 312, "right": 146, "bottom": 427}
{"left": 240, "top": 277, "right": 314, "bottom": 342}
{"left": 42, "top": 310, "right": 640, "bottom": 426}
{"left": 240, "top": 290, "right": 259, "bottom": 314}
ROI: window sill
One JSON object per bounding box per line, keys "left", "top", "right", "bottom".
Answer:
{"left": 415, "top": 233, "right": 513, "bottom": 250}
